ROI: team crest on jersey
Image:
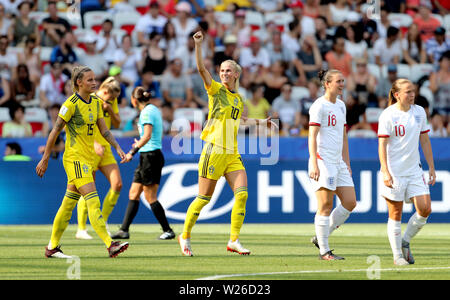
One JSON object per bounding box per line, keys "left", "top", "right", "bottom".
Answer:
{"left": 82, "top": 164, "right": 89, "bottom": 174}
{"left": 234, "top": 98, "right": 239, "bottom": 106}
{"left": 89, "top": 112, "right": 94, "bottom": 122}
{"left": 208, "top": 165, "right": 215, "bottom": 175}
{"left": 415, "top": 115, "right": 421, "bottom": 123}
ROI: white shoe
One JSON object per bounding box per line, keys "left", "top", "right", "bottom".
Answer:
{"left": 394, "top": 257, "right": 410, "bottom": 266}
{"left": 45, "top": 246, "right": 72, "bottom": 259}
{"left": 227, "top": 239, "right": 251, "bottom": 255}
{"left": 75, "top": 229, "right": 93, "bottom": 240}
{"left": 178, "top": 234, "right": 194, "bottom": 256}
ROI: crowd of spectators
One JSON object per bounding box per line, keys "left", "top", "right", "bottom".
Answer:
{"left": 0, "top": 0, "right": 448, "bottom": 142}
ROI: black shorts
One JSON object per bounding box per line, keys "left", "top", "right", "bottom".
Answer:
{"left": 133, "top": 149, "right": 165, "bottom": 185}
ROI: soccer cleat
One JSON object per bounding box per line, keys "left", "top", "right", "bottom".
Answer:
{"left": 227, "top": 239, "right": 251, "bottom": 255}
{"left": 401, "top": 240, "right": 415, "bottom": 264}
{"left": 394, "top": 257, "right": 410, "bottom": 266}
{"left": 45, "top": 245, "right": 72, "bottom": 259}
{"left": 75, "top": 229, "right": 93, "bottom": 240}
{"left": 178, "top": 234, "right": 194, "bottom": 256}
{"left": 110, "top": 229, "right": 130, "bottom": 239}
{"left": 158, "top": 229, "right": 176, "bottom": 240}
{"left": 108, "top": 241, "right": 129, "bottom": 258}
{"left": 311, "top": 236, "right": 320, "bottom": 249}
{"left": 319, "top": 250, "right": 345, "bottom": 260}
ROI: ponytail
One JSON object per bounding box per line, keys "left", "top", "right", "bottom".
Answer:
{"left": 132, "top": 86, "right": 151, "bottom": 103}
{"left": 71, "top": 66, "right": 92, "bottom": 92}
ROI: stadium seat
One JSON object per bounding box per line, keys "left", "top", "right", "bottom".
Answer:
{"left": 365, "top": 107, "right": 383, "bottom": 133}
{"left": 39, "top": 47, "right": 53, "bottom": 73}
{"left": 432, "top": 14, "right": 443, "bottom": 26}
{"left": 214, "top": 11, "right": 234, "bottom": 26}
{"left": 73, "top": 28, "right": 97, "bottom": 43}
{"left": 58, "top": 12, "right": 82, "bottom": 31}
{"left": 113, "top": 11, "right": 142, "bottom": 35}
{"left": 173, "top": 108, "right": 205, "bottom": 137}
{"left": 0, "top": 107, "right": 10, "bottom": 136}
{"left": 291, "top": 86, "right": 310, "bottom": 101}
{"left": 381, "top": 64, "right": 411, "bottom": 80}
{"left": 83, "top": 11, "right": 113, "bottom": 33}
{"left": 264, "top": 12, "right": 294, "bottom": 32}
{"left": 419, "top": 86, "right": 434, "bottom": 109}
{"left": 347, "top": 129, "right": 377, "bottom": 138}
{"left": 130, "top": 0, "right": 150, "bottom": 14}
{"left": 445, "top": 15, "right": 450, "bottom": 32}
{"left": 24, "top": 107, "right": 48, "bottom": 136}
{"left": 387, "top": 13, "right": 412, "bottom": 33}
{"left": 244, "top": 10, "right": 265, "bottom": 31}
{"left": 410, "top": 64, "right": 434, "bottom": 83}
{"left": 367, "top": 63, "right": 382, "bottom": 80}
{"left": 204, "top": 0, "right": 218, "bottom": 7}
{"left": 119, "top": 106, "right": 138, "bottom": 130}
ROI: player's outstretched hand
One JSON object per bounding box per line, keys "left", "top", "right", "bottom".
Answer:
{"left": 193, "top": 31, "right": 204, "bottom": 44}
{"left": 36, "top": 159, "right": 48, "bottom": 178}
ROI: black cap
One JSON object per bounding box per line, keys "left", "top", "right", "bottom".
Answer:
{"left": 435, "top": 27, "right": 446, "bottom": 35}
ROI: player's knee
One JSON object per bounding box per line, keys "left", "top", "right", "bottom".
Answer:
{"left": 234, "top": 187, "right": 248, "bottom": 204}
{"left": 113, "top": 180, "right": 123, "bottom": 192}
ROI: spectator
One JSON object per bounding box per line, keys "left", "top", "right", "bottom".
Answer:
{"left": 376, "top": 64, "right": 398, "bottom": 106}
{"left": 41, "top": 0, "right": 71, "bottom": 47}
{"left": 0, "top": 34, "right": 17, "bottom": 80}
{"left": 373, "top": 26, "right": 402, "bottom": 67}
{"left": 191, "top": 57, "right": 218, "bottom": 109}
{"left": 161, "top": 102, "right": 174, "bottom": 136}
{"left": 429, "top": 111, "right": 448, "bottom": 137}
{"left": 413, "top": 2, "right": 441, "bottom": 41}
{"left": 243, "top": 83, "right": 271, "bottom": 120}
{"left": 95, "top": 19, "right": 120, "bottom": 65}
{"left": 39, "top": 61, "right": 68, "bottom": 109}
{"left": 136, "top": 0, "right": 168, "bottom": 46}
{"left": 359, "top": 5, "right": 378, "bottom": 48}
{"left": 78, "top": 34, "right": 108, "bottom": 81}
{"left": 297, "top": 35, "right": 322, "bottom": 81}
{"left": 17, "top": 36, "right": 40, "bottom": 86}
{"left": 254, "top": 0, "right": 284, "bottom": 13}
{"left": 0, "top": 3, "right": 11, "bottom": 36}
{"left": 39, "top": 103, "right": 65, "bottom": 159}
{"left": 50, "top": 31, "right": 78, "bottom": 74}
{"left": 345, "top": 91, "right": 372, "bottom": 131}
{"left": 289, "top": 0, "right": 315, "bottom": 36}
{"left": 8, "top": 1, "right": 40, "bottom": 47}
{"left": 384, "top": 0, "right": 406, "bottom": 13}
{"left": 239, "top": 35, "right": 270, "bottom": 88}
{"left": 328, "top": 0, "right": 350, "bottom": 26}
{"left": 134, "top": 68, "right": 162, "bottom": 106}
{"left": 202, "top": 5, "right": 224, "bottom": 43}
{"left": 113, "top": 34, "right": 140, "bottom": 86}
{"left": 429, "top": 50, "right": 450, "bottom": 117}
{"left": 160, "top": 21, "right": 178, "bottom": 61}
{"left": 433, "top": 0, "right": 450, "bottom": 15}
{"left": 229, "top": 9, "right": 251, "bottom": 49}
{"left": 271, "top": 82, "right": 302, "bottom": 136}
{"left": 213, "top": 34, "right": 239, "bottom": 69}
{"left": 139, "top": 31, "right": 167, "bottom": 76}
{"left": 325, "top": 36, "right": 353, "bottom": 78}
{"left": 265, "top": 29, "right": 295, "bottom": 65}
{"left": 402, "top": 23, "right": 427, "bottom": 65}
{"left": 376, "top": 5, "right": 395, "bottom": 39}
{"left": 346, "top": 57, "right": 378, "bottom": 107}
{"left": 160, "top": 58, "right": 193, "bottom": 109}
{"left": 80, "top": 0, "right": 107, "bottom": 27}
{"left": 10, "top": 64, "right": 35, "bottom": 106}
{"left": 174, "top": 31, "right": 198, "bottom": 75}
{"left": 3, "top": 142, "right": 31, "bottom": 161}
{"left": 300, "top": 77, "right": 321, "bottom": 116}
{"left": 172, "top": 1, "right": 198, "bottom": 48}
{"left": 2, "top": 103, "right": 32, "bottom": 137}
{"left": 304, "top": 0, "right": 321, "bottom": 19}
{"left": 108, "top": 65, "right": 128, "bottom": 107}
{"left": 281, "top": 19, "right": 302, "bottom": 55}
{"left": 0, "top": 0, "right": 21, "bottom": 18}
{"left": 259, "top": 60, "right": 290, "bottom": 103}
{"left": 315, "top": 16, "right": 334, "bottom": 60}
{"left": 426, "top": 27, "right": 450, "bottom": 66}
{"left": 344, "top": 24, "right": 368, "bottom": 61}
{"left": 108, "top": 0, "right": 136, "bottom": 14}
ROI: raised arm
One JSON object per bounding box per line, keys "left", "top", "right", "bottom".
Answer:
{"left": 193, "top": 31, "right": 212, "bottom": 89}
{"left": 36, "top": 116, "right": 66, "bottom": 177}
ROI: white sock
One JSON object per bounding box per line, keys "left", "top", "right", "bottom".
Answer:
{"left": 315, "top": 214, "right": 330, "bottom": 255}
{"left": 329, "top": 204, "right": 351, "bottom": 235}
{"left": 403, "top": 212, "right": 428, "bottom": 243}
{"left": 48, "top": 241, "right": 53, "bottom": 250}
{"left": 387, "top": 218, "right": 402, "bottom": 260}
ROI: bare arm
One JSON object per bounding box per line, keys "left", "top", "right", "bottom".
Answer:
{"left": 97, "top": 117, "right": 126, "bottom": 162}
{"left": 36, "top": 116, "right": 66, "bottom": 177}
{"left": 193, "top": 31, "right": 212, "bottom": 89}
{"left": 308, "top": 125, "right": 320, "bottom": 181}
{"left": 420, "top": 132, "right": 436, "bottom": 185}
{"left": 123, "top": 124, "right": 152, "bottom": 162}
{"left": 342, "top": 127, "right": 352, "bottom": 175}
{"left": 378, "top": 136, "right": 393, "bottom": 188}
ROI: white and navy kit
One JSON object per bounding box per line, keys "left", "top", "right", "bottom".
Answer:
{"left": 378, "top": 104, "right": 430, "bottom": 201}
{"left": 308, "top": 96, "right": 354, "bottom": 191}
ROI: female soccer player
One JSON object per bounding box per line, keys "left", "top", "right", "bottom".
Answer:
{"left": 110, "top": 86, "right": 175, "bottom": 240}
{"left": 36, "top": 66, "right": 129, "bottom": 258}
{"left": 177, "top": 31, "right": 277, "bottom": 256}
{"left": 378, "top": 78, "right": 436, "bottom": 265}
{"left": 308, "top": 69, "right": 357, "bottom": 260}
{"left": 75, "top": 77, "right": 123, "bottom": 240}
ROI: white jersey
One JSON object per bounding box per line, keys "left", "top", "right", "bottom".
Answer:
{"left": 309, "top": 96, "right": 347, "bottom": 163}
{"left": 378, "top": 104, "right": 430, "bottom": 176}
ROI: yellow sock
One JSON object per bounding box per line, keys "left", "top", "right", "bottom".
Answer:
{"left": 230, "top": 187, "right": 248, "bottom": 242}
{"left": 77, "top": 196, "right": 88, "bottom": 230}
{"left": 182, "top": 195, "right": 211, "bottom": 239}
{"left": 84, "top": 191, "right": 112, "bottom": 247}
{"left": 49, "top": 190, "right": 80, "bottom": 249}
{"left": 101, "top": 189, "right": 120, "bottom": 222}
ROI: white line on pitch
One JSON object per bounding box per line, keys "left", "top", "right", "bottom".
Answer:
{"left": 197, "top": 266, "right": 450, "bottom": 280}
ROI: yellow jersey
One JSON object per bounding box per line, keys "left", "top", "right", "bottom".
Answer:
{"left": 93, "top": 96, "right": 119, "bottom": 147}
{"left": 58, "top": 93, "right": 103, "bottom": 165}
{"left": 201, "top": 79, "right": 244, "bottom": 153}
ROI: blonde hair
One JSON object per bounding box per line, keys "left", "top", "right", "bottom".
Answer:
{"left": 71, "top": 66, "right": 92, "bottom": 92}
{"left": 388, "top": 78, "right": 412, "bottom": 106}
{"left": 221, "top": 59, "right": 242, "bottom": 92}
{"left": 99, "top": 76, "right": 121, "bottom": 98}
{"left": 317, "top": 69, "right": 342, "bottom": 90}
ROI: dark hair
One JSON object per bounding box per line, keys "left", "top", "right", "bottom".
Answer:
{"left": 387, "top": 26, "right": 399, "bottom": 38}
{"left": 132, "top": 86, "right": 151, "bottom": 103}
{"left": 317, "top": 69, "right": 342, "bottom": 90}
{"left": 439, "top": 50, "right": 450, "bottom": 62}
{"left": 9, "top": 103, "right": 25, "bottom": 120}
{"left": 6, "top": 142, "right": 22, "bottom": 155}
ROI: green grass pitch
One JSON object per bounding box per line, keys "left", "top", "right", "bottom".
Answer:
{"left": 1, "top": 223, "right": 450, "bottom": 280}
